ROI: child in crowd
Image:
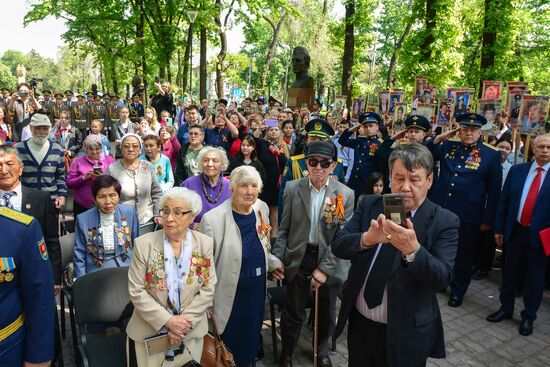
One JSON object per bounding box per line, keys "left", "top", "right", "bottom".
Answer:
{"left": 89, "top": 119, "right": 111, "bottom": 157}
{"left": 356, "top": 172, "right": 385, "bottom": 206}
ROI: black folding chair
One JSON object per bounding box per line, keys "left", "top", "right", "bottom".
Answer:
{"left": 72, "top": 267, "right": 133, "bottom": 367}
{"left": 60, "top": 189, "right": 75, "bottom": 234}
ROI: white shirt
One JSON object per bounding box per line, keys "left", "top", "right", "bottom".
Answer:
{"left": 516, "top": 161, "right": 550, "bottom": 223}
{"left": 0, "top": 183, "right": 23, "bottom": 211}
{"left": 308, "top": 178, "right": 329, "bottom": 245}
{"left": 99, "top": 211, "right": 116, "bottom": 252}
{"left": 355, "top": 208, "right": 418, "bottom": 323}
{"left": 501, "top": 161, "right": 512, "bottom": 188}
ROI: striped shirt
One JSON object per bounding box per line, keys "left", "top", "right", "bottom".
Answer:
{"left": 15, "top": 141, "right": 67, "bottom": 199}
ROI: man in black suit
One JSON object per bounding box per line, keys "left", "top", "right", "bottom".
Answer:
{"left": 332, "top": 143, "right": 459, "bottom": 367}
{"left": 0, "top": 145, "right": 62, "bottom": 291}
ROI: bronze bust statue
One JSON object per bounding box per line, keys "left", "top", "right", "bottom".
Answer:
{"left": 290, "top": 47, "right": 314, "bottom": 89}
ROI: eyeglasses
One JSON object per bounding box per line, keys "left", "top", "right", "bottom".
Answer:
{"left": 307, "top": 158, "right": 333, "bottom": 169}
{"left": 189, "top": 132, "right": 203, "bottom": 136}
{"left": 160, "top": 208, "right": 191, "bottom": 218}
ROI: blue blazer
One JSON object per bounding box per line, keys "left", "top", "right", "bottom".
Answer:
{"left": 494, "top": 162, "right": 550, "bottom": 250}
{"left": 332, "top": 196, "right": 459, "bottom": 366}
{"left": 74, "top": 204, "right": 139, "bottom": 278}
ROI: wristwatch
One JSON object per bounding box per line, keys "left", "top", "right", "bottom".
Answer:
{"left": 403, "top": 244, "right": 421, "bottom": 263}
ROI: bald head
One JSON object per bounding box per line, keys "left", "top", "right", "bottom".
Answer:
{"left": 533, "top": 134, "right": 550, "bottom": 166}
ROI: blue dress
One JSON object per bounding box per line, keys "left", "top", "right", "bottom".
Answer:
{"left": 221, "top": 211, "right": 266, "bottom": 365}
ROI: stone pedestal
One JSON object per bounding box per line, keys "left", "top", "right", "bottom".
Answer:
{"left": 287, "top": 87, "right": 315, "bottom": 109}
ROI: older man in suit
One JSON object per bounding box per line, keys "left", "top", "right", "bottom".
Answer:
{"left": 0, "top": 144, "right": 62, "bottom": 290}
{"left": 272, "top": 141, "right": 355, "bottom": 367}
{"left": 487, "top": 134, "right": 550, "bottom": 336}
{"left": 332, "top": 143, "right": 459, "bottom": 367}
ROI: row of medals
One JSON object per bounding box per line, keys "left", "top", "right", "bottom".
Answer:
{"left": 0, "top": 271, "right": 14, "bottom": 283}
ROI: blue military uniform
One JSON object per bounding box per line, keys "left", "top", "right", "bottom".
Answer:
{"left": 339, "top": 112, "right": 384, "bottom": 198}
{"left": 0, "top": 207, "right": 55, "bottom": 365}
{"left": 426, "top": 114, "right": 502, "bottom": 304}
{"left": 279, "top": 119, "right": 345, "bottom": 220}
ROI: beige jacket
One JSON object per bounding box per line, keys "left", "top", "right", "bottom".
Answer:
{"left": 126, "top": 229, "right": 216, "bottom": 343}
{"left": 200, "top": 199, "right": 276, "bottom": 334}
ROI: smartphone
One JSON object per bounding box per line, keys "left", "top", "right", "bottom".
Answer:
{"left": 18, "top": 92, "right": 29, "bottom": 97}
{"left": 154, "top": 76, "right": 160, "bottom": 83}
{"left": 383, "top": 193, "right": 406, "bottom": 227}
{"left": 166, "top": 117, "right": 173, "bottom": 126}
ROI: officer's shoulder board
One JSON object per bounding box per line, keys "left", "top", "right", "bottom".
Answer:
{"left": 0, "top": 207, "right": 33, "bottom": 225}
{"left": 483, "top": 142, "right": 500, "bottom": 151}
{"left": 290, "top": 154, "right": 305, "bottom": 161}
{"left": 337, "top": 157, "right": 343, "bottom": 163}
{"left": 377, "top": 137, "right": 384, "bottom": 143}
{"left": 449, "top": 136, "right": 462, "bottom": 142}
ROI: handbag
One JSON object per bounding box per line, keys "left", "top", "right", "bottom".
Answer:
{"left": 200, "top": 318, "right": 236, "bottom": 367}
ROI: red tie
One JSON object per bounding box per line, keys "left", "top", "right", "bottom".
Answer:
{"left": 520, "top": 167, "right": 544, "bottom": 226}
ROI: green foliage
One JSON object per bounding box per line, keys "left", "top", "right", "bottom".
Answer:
{"left": 0, "top": 63, "right": 17, "bottom": 89}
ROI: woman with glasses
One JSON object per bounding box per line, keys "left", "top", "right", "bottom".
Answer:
{"left": 127, "top": 187, "right": 216, "bottom": 366}
{"left": 73, "top": 175, "right": 139, "bottom": 278}
{"left": 180, "top": 146, "right": 231, "bottom": 228}
{"left": 201, "top": 166, "right": 278, "bottom": 367}
{"left": 106, "top": 133, "right": 163, "bottom": 226}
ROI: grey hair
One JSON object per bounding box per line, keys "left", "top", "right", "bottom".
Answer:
{"left": 159, "top": 187, "right": 203, "bottom": 216}
{"left": 534, "top": 133, "right": 550, "bottom": 146}
{"left": 0, "top": 144, "right": 22, "bottom": 164}
{"left": 388, "top": 142, "right": 434, "bottom": 176}
{"left": 230, "top": 165, "right": 263, "bottom": 192}
{"left": 197, "top": 146, "right": 229, "bottom": 171}
{"left": 85, "top": 139, "right": 103, "bottom": 150}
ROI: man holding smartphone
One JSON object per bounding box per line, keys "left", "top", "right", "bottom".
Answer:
{"left": 8, "top": 83, "right": 42, "bottom": 142}
{"left": 332, "top": 143, "right": 459, "bottom": 367}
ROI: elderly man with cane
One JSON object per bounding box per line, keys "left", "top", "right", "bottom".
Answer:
{"left": 272, "top": 141, "right": 354, "bottom": 367}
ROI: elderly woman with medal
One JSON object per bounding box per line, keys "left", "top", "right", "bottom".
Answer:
{"left": 126, "top": 187, "right": 216, "bottom": 366}
{"left": 200, "top": 165, "right": 278, "bottom": 367}
{"left": 73, "top": 175, "right": 140, "bottom": 278}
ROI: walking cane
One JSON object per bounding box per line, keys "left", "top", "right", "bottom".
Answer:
{"left": 313, "top": 288, "right": 319, "bottom": 367}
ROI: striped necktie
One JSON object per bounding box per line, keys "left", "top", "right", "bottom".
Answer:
{"left": 2, "top": 191, "right": 16, "bottom": 209}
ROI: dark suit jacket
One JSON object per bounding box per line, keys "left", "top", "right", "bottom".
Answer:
{"left": 21, "top": 186, "right": 62, "bottom": 284}
{"left": 494, "top": 162, "right": 550, "bottom": 250}
{"left": 332, "top": 196, "right": 459, "bottom": 366}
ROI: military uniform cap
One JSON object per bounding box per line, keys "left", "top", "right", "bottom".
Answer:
{"left": 76, "top": 94, "right": 84, "bottom": 99}
{"left": 405, "top": 115, "right": 430, "bottom": 132}
{"left": 86, "top": 92, "right": 94, "bottom": 96}
{"left": 0, "top": 87, "right": 10, "bottom": 92}
{"left": 93, "top": 95, "right": 101, "bottom": 100}
{"left": 456, "top": 113, "right": 487, "bottom": 128}
{"left": 359, "top": 112, "right": 382, "bottom": 125}
{"left": 64, "top": 90, "right": 74, "bottom": 96}
{"left": 305, "top": 118, "right": 334, "bottom": 139}
{"left": 54, "top": 92, "right": 63, "bottom": 98}
{"left": 42, "top": 89, "right": 52, "bottom": 95}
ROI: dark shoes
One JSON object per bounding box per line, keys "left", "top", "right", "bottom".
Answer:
{"left": 448, "top": 294, "right": 463, "bottom": 307}
{"left": 471, "top": 269, "right": 489, "bottom": 280}
{"left": 519, "top": 319, "right": 533, "bottom": 336}
{"left": 278, "top": 353, "right": 292, "bottom": 367}
{"left": 486, "top": 310, "right": 513, "bottom": 322}
{"left": 318, "top": 356, "right": 333, "bottom": 367}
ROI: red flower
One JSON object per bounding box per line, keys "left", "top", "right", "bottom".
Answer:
{"left": 55, "top": 132, "right": 61, "bottom": 137}
{"left": 146, "top": 272, "right": 151, "bottom": 283}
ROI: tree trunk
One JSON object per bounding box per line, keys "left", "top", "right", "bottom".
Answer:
{"left": 200, "top": 27, "right": 207, "bottom": 100}
{"left": 478, "top": 0, "right": 497, "bottom": 97}
{"left": 386, "top": 21, "right": 413, "bottom": 88}
{"left": 137, "top": 0, "right": 148, "bottom": 104}
{"left": 341, "top": 0, "right": 355, "bottom": 107}
{"left": 111, "top": 58, "right": 118, "bottom": 94}
{"left": 258, "top": 11, "right": 287, "bottom": 92}
{"left": 215, "top": 26, "right": 227, "bottom": 98}
{"left": 181, "top": 23, "right": 193, "bottom": 95}
{"left": 421, "top": 0, "right": 436, "bottom": 61}
{"left": 176, "top": 48, "right": 181, "bottom": 89}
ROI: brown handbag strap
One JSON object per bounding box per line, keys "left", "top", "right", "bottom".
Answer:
{"left": 209, "top": 317, "right": 222, "bottom": 341}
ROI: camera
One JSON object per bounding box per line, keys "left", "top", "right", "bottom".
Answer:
{"left": 29, "top": 77, "right": 43, "bottom": 89}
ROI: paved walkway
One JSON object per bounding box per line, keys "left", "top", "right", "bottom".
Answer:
{"left": 59, "top": 270, "right": 550, "bottom": 366}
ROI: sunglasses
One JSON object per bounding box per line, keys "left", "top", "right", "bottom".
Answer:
{"left": 307, "top": 158, "right": 333, "bottom": 169}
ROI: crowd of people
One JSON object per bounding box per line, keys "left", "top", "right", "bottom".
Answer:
{"left": 0, "top": 80, "right": 549, "bottom": 367}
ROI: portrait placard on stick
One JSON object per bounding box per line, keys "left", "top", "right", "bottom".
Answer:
{"left": 389, "top": 90, "right": 404, "bottom": 114}
{"left": 393, "top": 103, "right": 407, "bottom": 132}
{"left": 416, "top": 103, "right": 435, "bottom": 125}
{"left": 437, "top": 98, "right": 451, "bottom": 127}
{"left": 482, "top": 81, "right": 502, "bottom": 99}
{"left": 351, "top": 98, "right": 365, "bottom": 119}
{"left": 518, "top": 95, "right": 549, "bottom": 134}
{"left": 378, "top": 91, "right": 390, "bottom": 116}
{"left": 477, "top": 98, "right": 501, "bottom": 134}
{"left": 415, "top": 76, "right": 428, "bottom": 97}
{"left": 333, "top": 95, "right": 347, "bottom": 119}
{"left": 508, "top": 89, "right": 530, "bottom": 120}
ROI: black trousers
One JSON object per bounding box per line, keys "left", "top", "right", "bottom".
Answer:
{"left": 348, "top": 308, "right": 388, "bottom": 367}
{"left": 280, "top": 246, "right": 339, "bottom": 359}
{"left": 475, "top": 229, "right": 496, "bottom": 272}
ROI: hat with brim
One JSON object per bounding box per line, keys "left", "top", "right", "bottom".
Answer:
{"left": 305, "top": 141, "right": 337, "bottom": 160}
{"left": 0, "top": 87, "right": 10, "bottom": 93}
{"left": 405, "top": 115, "right": 430, "bottom": 132}
{"left": 54, "top": 93, "right": 63, "bottom": 99}
{"left": 29, "top": 114, "right": 51, "bottom": 127}
{"left": 457, "top": 113, "right": 487, "bottom": 128}
{"left": 65, "top": 90, "right": 74, "bottom": 96}
{"left": 305, "top": 118, "right": 335, "bottom": 139}
{"left": 359, "top": 112, "right": 382, "bottom": 125}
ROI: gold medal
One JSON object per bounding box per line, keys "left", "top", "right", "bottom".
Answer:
{"left": 5, "top": 272, "right": 14, "bottom": 282}
{"left": 186, "top": 277, "right": 193, "bottom": 285}
{"left": 192, "top": 257, "right": 197, "bottom": 264}
{"left": 0, "top": 273, "right": 4, "bottom": 282}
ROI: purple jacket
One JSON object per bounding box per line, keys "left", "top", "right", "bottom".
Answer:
{"left": 181, "top": 173, "right": 231, "bottom": 224}
{"left": 66, "top": 155, "right": 116, "bottom": 208}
